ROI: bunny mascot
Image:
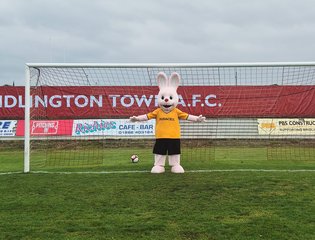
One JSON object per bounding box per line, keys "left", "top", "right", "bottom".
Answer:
{"left": 130, "top": 72, "right": 205, "bottom": 173}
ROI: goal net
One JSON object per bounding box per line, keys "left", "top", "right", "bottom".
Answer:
{"left": 24, "top": 63, "right": 315, "bottom": 172}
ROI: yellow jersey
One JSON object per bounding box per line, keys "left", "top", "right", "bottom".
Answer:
{"left": 147, "top": 108, "right": 189, "bottom": 139}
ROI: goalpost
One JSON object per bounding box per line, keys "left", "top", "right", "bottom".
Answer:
{"left": 24, "top": 62, "right": 315, "bottom": 173}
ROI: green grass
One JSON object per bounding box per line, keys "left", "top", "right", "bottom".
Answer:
{"left": 0, "top": 144, "right": 315, "bottom": 239}
{"left": 0, "top": 172, "right": 314, "bottom": 240}
{"left": 1, "top": 145, "right": 315, "bottom": 173}
{"left": 0, "top": 150, "right": 23, "bottom": 172}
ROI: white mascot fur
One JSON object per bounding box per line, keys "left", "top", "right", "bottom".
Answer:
{"left": 130, "top": 72, "right": 205, "bottom": 173}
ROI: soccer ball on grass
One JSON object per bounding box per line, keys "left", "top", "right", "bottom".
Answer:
{"left": 130, "top": 154, "right": 139, "bottom": 163}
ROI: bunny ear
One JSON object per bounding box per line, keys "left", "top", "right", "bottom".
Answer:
{"left": 157, "top": 72, "right": 168, "bottom": 89}
{"left": 169, "top": 72, "right": 180, "bottom": 89}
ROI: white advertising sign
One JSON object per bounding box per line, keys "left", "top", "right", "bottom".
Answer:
{"left": 0, "top": 120, "right": 17, "bottom": 136}
{"left": 72, "top": 119, "right": 155, "bottom": 136}
{"left": 258, "top": 118, "right": 315, "bottom": 135}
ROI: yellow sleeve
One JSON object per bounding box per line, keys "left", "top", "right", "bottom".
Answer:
{"left": 176, "top": 108, "right": 189, "bottom": 120}
{"left": 147, "top": 108, "right": 160, "bottom": 120}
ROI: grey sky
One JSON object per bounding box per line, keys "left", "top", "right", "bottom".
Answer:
{"left": 1, "top": 0, "right": 315, "bottom": 85}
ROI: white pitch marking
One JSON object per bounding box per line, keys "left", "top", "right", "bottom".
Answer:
{"left": 0, "top": 171, "right": 22, "bottom": 176}
{"left": 1, "top": 169, "right": 315, "bottom": 176}
{"left": 30, "top": 169, "right": 315, "bottom": 174}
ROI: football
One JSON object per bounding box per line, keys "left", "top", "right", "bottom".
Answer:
{"left": 130, "top": 154, "right": 139, "bottom": 163}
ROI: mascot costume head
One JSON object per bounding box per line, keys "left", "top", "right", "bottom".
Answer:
{"left": 130, "top": 72, "right": 205, "bottom": 173}
{"left": 157, "top": 72, "right": 179, "bottom": 113}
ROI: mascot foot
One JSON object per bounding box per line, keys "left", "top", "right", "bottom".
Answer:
{"left": 171, "top": 165, "right": 185, "bottom": 173}
{"left": 151, "top": 165, "right": 165, "bottom": 174}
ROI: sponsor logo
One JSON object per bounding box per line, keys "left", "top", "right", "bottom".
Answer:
{"left": 0, "top": 120, "right": 17, "bottom": 136}
{"left": 159, "top": 117, "right": 175, "bottom": 121}
{"left": 258, "top": 118, "right": 315, "bottom": 135}
{"left": 74, "top": 120, "right": 116, "bottom": 135}
{"left": 31, "top": 121, "right": 58, "bottom": 135}
{"left": 72, "top": 119, "right": 155, "bottom": 136}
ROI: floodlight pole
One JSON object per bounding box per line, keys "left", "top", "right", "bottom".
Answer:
{"left": 24, "top": 65, "right": 30, "bottom": 173}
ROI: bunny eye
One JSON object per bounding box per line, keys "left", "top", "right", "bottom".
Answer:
{"left": 170, "top": 96, "right": 173, "bottom": 100}
{"left": 161, "top": 96, "right": 164, "bottom": 100}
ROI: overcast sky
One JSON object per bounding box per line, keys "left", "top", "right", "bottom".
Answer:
{"left": 1, "top": 0, "right": 315, "bottom": 85}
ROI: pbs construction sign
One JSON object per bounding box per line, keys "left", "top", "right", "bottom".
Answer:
{"left": 258, "top": 119, "right": 315, "bottom": 135}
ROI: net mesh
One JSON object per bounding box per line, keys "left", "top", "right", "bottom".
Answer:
{"left": 32, "top": 65, "right": 315, "bottom": 86}
{"left": 27, "top": 64, "right": 315, "bottom": 171}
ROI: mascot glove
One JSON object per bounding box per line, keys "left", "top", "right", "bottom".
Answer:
{"left": 197, "top": 115, "right": 206, "bottom": 122}
{"left": 188, "top": 115, "right": 206, "bottom": 122}
{"left": 129, "top": 116, "right": 138, "bottom": 122}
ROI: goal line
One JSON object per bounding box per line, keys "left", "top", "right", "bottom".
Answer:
{"left": 2, "top": 169, "right": 315, "bottom": 176}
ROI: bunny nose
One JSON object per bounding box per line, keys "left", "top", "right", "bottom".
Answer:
{"left": 165, "top": 99, "right": 169, "bottom": 102}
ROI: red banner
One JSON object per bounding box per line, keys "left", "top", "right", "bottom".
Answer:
{"left": 16, "top": 120, "right": 73, "bottom": 136}
{"left": 1, "top": 86, "right": 315, "bottom": 118}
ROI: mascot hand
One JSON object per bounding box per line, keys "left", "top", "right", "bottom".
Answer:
{"left": 188, "top": 114, "right": 206, "bottom": 122}
{"left": 197, "top": 115, "right": 206, "bottom": 122}
{"left": 129, "top": 116, "right": 138, "bottom": 122}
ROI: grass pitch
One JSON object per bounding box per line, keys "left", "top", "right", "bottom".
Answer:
{"left": 0, "top": 142, "right": 315, "bottom": 239}
{"left": 1, "top": 172, "right": 314, "bottom": 240}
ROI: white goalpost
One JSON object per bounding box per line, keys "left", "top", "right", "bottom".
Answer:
{"left": 24, "top": 62, "right": 315, "bottom": 173}
{"left": 24, "top": 65, "right": 31, "bottom": 173}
